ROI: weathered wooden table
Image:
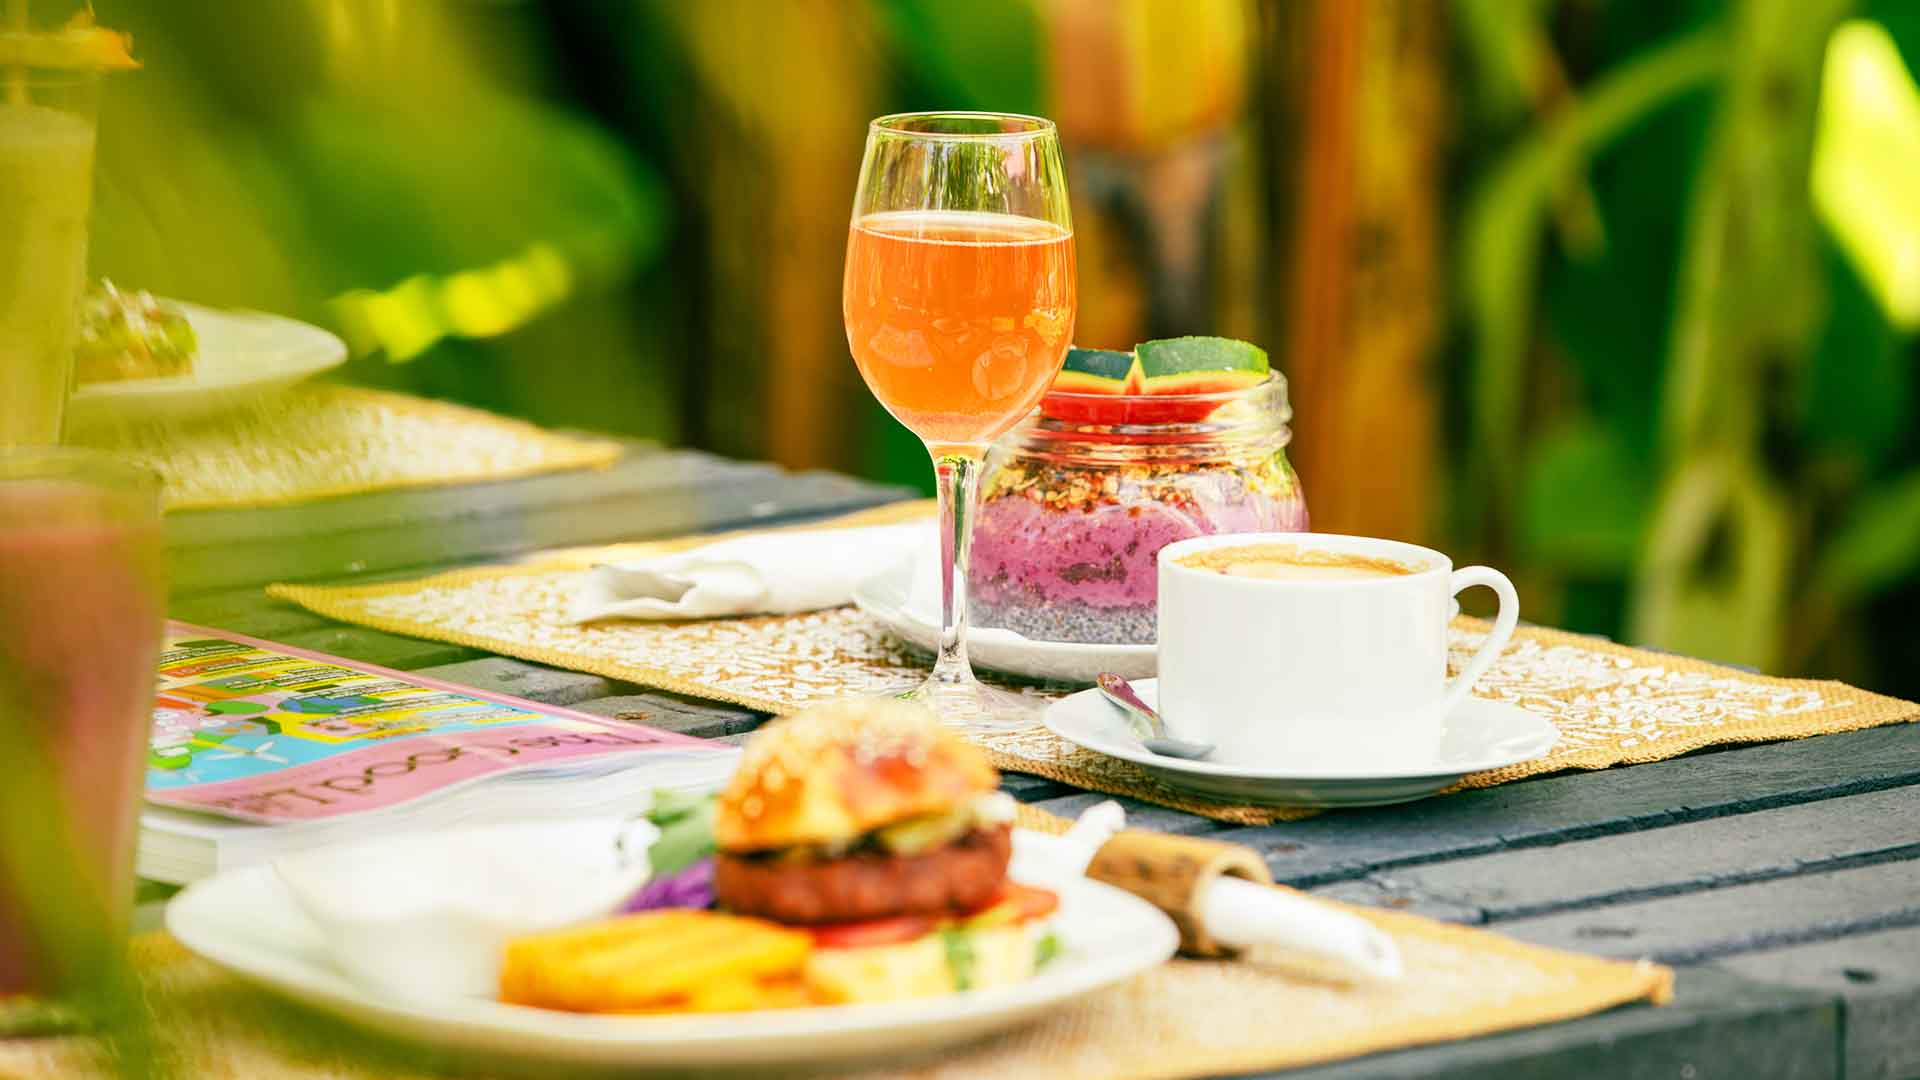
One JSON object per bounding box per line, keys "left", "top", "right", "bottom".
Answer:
{"left": 164, "top": 444, "right": 1920, "bottom": 1079}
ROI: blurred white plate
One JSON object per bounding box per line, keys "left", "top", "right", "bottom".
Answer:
{"left": 167, "top": 828, "right": 1177, "bottom": 1072}
{"left": 853, "top": 558, "right": 1156, "bottom": 685}
{"left": 67, "top": 301, "right": 346, "bottom": 427}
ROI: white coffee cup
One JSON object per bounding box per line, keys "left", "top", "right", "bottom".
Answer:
{"left": 1156, "top": 533, "right": 1519, "bottom": 771}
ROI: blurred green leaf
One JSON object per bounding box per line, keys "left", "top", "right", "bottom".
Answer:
{"left": 90, "top": 58, "right": 314, "bottom": 318}
{"left": 1657, "top": 0, "right": 1845, "bottom": 458}
{"left": 1632, "top": 0, "right": 1851, "bottom": 674}
{"left": 1814, "top": 469, "right": 1920, "bottom": 598}
{"left": 873, "top": 0, "right": 1044, "bottom": 115}
{"left": 1541, "top": 98, "right": 1710, "bottom": 457}
{"left": 1803, "top": 237, "right": 1907, "bottom": 464}
{"left": 1462, "top": 26, "right": 1725, "bottom": 524}
{"left": 1452, "top": 0, "right": 1559, "bottom": 122}
{"left": 1810, "top": 18, "right": 1920, "bottom": 332}
{"left": 1630, "top": 454, "right": 1792, "bottom": 670}
{"left": 1521, "top": 422, "right": 1655, "bottom": 574}
{"left": 1871, "top": 0, "right": 1920, "bottom": 77}
{"left": 285, "top": 92, "right": 667, "bottom": 291}
{"left": 1451, "top": 0, "right": 1614, "bottom": 258}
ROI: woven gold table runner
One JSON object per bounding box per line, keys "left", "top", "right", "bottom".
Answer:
{"left": 0, "top": 915, "right": 1670, "bottom": 1080}
{"left": 269, "top": 504, "right": 1920, "bottom": 825}
{"left": 73, "top": 385, "right": 621, "bottom": 511}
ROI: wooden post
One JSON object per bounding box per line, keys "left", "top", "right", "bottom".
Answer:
{"left": 666, "top": 1, "right": 876, "bottom": 474}
{"left": 1265, "top": 0, "right": 1445, "bottom": 545}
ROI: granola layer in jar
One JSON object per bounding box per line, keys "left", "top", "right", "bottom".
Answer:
{"left": 970, "top": 374, "right": 1306, "bottom": 644}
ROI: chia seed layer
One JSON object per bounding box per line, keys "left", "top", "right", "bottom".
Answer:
{"left": 970, "top": 459, "right": 1308, "bottom": 645}
{"left": 975, "top": 592, "right": 1159, "bottom": 647}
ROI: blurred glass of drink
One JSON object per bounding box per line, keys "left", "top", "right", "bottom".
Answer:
{"left": 0, "top": 451, "right": 163, "bottom": 1010}
{"left": 0, "top": 72, "right": 97, "bottom": 447}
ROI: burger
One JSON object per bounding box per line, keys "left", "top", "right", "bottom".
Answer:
{"left": 712, "top": 698, "right": 1060, "bottom": 1004}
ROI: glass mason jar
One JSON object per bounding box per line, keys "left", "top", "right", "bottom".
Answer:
{"left": 970, "top": 373, "right": 1308, "bottom": 645}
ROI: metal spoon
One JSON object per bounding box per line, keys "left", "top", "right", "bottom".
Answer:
{"left": 1095, "top": 673, "right": 1214, "bottom": 760}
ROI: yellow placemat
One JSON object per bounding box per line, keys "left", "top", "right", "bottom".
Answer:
{"left": 0, "top": 913, "right": 1670, "bottom": 1080}
{"left": 268, "top": 504, "right": 1920, "bottom": 825}
{"left": 73, "top": 384, "right": 621, "bottom": 511}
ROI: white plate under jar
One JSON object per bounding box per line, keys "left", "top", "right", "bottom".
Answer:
{"left": 853, "top": 556, "right": 1157, "bottom": 684}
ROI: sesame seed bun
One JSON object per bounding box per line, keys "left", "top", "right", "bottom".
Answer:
{"left": 715, "top": 698, "right": 999, "bottom": 852}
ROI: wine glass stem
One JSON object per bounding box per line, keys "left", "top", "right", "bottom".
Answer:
{"left": 930, "top": 445, "right": 985, "bottom": 687}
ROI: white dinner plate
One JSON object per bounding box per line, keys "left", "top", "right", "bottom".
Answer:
{"left": 67, "top": 301, "right": 347, "bottom": 427}
{"left": 166, "top": 829, "right": 1178, "bottom": 1072}
{"left": 1044, "top": 679, "right": 1559, "bottom": 808}
{"left": 853, "top": 558, "right": 1156, "bottom": 684}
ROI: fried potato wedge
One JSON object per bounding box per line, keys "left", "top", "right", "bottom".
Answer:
{"left": 500, "top": 910, "right": 812, "bottom": 1013}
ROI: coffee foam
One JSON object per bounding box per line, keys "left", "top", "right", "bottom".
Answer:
{"left": 1176, "top": 543, "right": 1419, "bottom": 581}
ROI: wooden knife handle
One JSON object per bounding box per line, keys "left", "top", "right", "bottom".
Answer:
{"left": 1085, "top": 829, "right": 1272, "bottom": 957}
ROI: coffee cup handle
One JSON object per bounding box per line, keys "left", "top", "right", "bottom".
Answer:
{"left": 1437, "top": 566, "right": 1519, "bottom": 718}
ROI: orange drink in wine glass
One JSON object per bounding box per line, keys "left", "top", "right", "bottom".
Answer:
{"left": 844, "top": 113, "right": 1076, "bottom": 728}
{"left": 846, "top": 209, "right": 1075, "bottom": 447}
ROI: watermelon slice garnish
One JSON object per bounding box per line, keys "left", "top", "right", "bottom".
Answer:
{"left": 1042, "top": 348, "right": 1141, "bottom": 421}
{"left": 1050, "top": 347, "right": 1140, "bottom": 394}
{"left": 1040, "top": 337, "right": 1270, "bottom": 425}
{"left": 1136, "top": 337, "right": 1268, "bottom": 394}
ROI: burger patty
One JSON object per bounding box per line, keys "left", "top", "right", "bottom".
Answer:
{"left": 714, "top": 823, "right": 1012, "bottom": 925}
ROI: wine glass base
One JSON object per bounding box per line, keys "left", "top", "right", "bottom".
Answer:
{"left": 896, "top": 674, "right": 1038, "bottom": 734}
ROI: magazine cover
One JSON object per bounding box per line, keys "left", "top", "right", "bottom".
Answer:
{"left": 147, "top": 622, "right": 731, "bottom": 824}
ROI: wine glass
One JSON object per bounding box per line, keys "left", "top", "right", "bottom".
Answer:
{"left": 844, "top": 112, "right": 1076, "bottom": 728}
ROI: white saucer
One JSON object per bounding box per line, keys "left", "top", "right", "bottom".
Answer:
{"left": 167, "top": 828, "right": 1176, "bottom": 1072}
{"left": 852, "top": 559, "right": 1156, "bottom": 684}
{"left": 67, "top": 301, "right": 347, "bottom": 428}
{"left": 1044, "top": 679, "right": 1558, "bottom": 808}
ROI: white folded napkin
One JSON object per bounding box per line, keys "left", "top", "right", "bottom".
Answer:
{"left": 1049, "top": 801, "right": 1401, "bottom": 985}
{"left": 1201, "top": 877, "right": 1403, "bottom": 985}
{"left": 569, "top": 522, "right": 926, "bottom": 623}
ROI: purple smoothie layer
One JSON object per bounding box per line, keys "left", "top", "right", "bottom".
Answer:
{"left": 970, "top": 469, "right": 1308, "bottom": 644}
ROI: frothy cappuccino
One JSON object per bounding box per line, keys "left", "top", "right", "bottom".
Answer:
{"left": 1176, "top": 543, "right": 1418, "bottom": 582}
{"left": 1156, "top": 532, "right": 1520, "bottom": 770}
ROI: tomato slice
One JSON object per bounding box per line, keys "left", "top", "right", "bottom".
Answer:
{"left": 1000, "top": 883, "right": 1060, "bottom": 922}
{"left": 961, "top": 883, "right": 1061, "bottom": 928}
{"left": 805, "top": 914, "right": 935, "bottom": 950}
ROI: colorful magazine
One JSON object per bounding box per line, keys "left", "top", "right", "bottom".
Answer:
{"left": 146, "top": 622, "right": 732, "bottom": 825}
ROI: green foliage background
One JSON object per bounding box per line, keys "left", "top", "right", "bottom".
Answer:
{"left": 1451, "top": 0, "right": 1920, "bottom": 695}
